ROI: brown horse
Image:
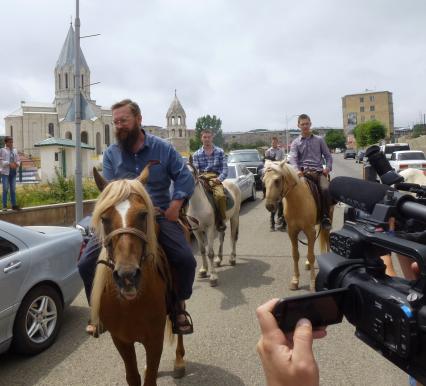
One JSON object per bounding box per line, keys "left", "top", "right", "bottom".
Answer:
{"left": 89, "top": 165, "right": 186, "bottom": 386}
{"left": 262, "top": 160, "right": 332, "bottom": 291}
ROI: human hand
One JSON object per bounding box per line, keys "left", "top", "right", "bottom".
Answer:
{"left": 164, "top": 199, "right": 183, "bottom": 222}
{"left": 297, "top": 171, "right": 303, "bottom": 177}
{"left": 256, "top": 298, "right": 326, "bottom": 386}
{"left": 10, "top": 162, "right": 17, "bottom": 169}
{"left": 322, "top": 168, "right": 330, "bottom": 176}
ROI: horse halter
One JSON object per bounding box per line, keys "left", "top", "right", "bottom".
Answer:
{"left": 97, "top": 227, "right": 150, "bottom": 270}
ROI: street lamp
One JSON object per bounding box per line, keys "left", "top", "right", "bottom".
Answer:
{"left": 285, "top": 114, "right": 299, "bottom": 156}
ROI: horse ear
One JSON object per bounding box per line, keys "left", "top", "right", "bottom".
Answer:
{"left": 137, "top": 160, "right": 160, "bottom": 185}
{"left": 189, "top": 154, "right": 193, "bottom": 165}
{"left": 93, "top": 167, "right": 108, "bottom": 192}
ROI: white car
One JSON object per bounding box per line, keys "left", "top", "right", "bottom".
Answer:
{"left": 389, "top": 150, "right": 426, "bottom": 173}
{"left": 226, "top": 162, "right": 256, "bottom": 202}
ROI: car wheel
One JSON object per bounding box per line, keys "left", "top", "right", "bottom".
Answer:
{"left": 12, "top": 285, "right": 63, "bottom": 355}
{"left": 249, "top": 184, "right": 256, "bottom": 201}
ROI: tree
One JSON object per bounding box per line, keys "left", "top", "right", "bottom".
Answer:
{"left": 194, "top": 115, "right": 223, "bottom": 148}
{"left": 354, "top": 120, "right": 386, "bottom": 148}
{"left": 324, "top": 130, "right": 346, "bottom": 150}
{"left": 412, "top": 124, "right": 426, "bottom": 138}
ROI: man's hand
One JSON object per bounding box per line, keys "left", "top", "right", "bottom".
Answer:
{"left": 322, "top": 167, "right": 330, "bottom": 176}
{"left": 164, "top": 199, "right": 184, "bottom": 222}
{"left": 10, "top": 162, "right": 17, "bottom": 170}
{"left": 256, "top": 298, "right": 326, "bottom": 386}
{"left": 297, "top": 170, "right": 303, "bottom": 177}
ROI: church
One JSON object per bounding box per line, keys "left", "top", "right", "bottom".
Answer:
{"left": 4, "top": 24, "right": 191, "bottom": 168}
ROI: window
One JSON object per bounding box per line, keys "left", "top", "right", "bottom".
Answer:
{"left": 104, "top": 124, "right": 110, "bottom": 146}
{"left": 178, "top": 116, "right": 182, "bottom": 125}
{"left": 81, "top": 74, "right": 84, "bottom": 88}
{"left": 370, "top": 95, "right": 375, "bottom": 102}
{"left": 360, "top": 97, "right": 364, "bottom": 103}
{"left": 0, "top": 236, "right": 18, "bottom": 258}
{"left": 58, "top": 74, "right": 61, "bottom": 89}
{"left": 48, "top": 123, "right": 54, "bottom": 137}
{"left": 370, "top": 105, "right": 375, "bottom": 112}
{"left": 10, "top": 125, "right": 13, "bottom": 137}
{"left": 65, "top": 73, "right": 68, "bottom": 89}
{"left": 55, "top": 152, "right": 59, "bottom": 161}
{"left": 179, "top": 129, "right": 182, "bottom": 137}
{"left": 171, "top": 116, "right": 175, "bottom": 125}
{"left": 81, "top": 131, "right": 88, "bottom": 144}
{"left": 360, "top": 106, "right": 364, "bottom": 112}
{"left": 361, "top": 116, "right": 365, "bottom": 122}
{"left": 370, "top": 115, "right": 375, "bottom": 120}
{"left": 96, "top": 132, "right": 101, "bottom": 155}
{"left": 171, "top": 129, "right": 175, "bottom": 137}
{"left": 65, "top": 131, "right": 72, "bottom": 140}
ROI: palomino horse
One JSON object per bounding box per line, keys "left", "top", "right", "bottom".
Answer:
{"left": 262, "top": 160, "right": 332, "bottom": 291}
{"left": 89, "top": 165, "right": 186, "bottom": 386}
{"left": 186, "top": 163, "right": 241, "bottom": 287}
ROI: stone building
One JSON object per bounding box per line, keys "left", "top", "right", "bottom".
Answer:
{"left": 4, "top": 24, "right": 113, "bottom": 159}
{"left": 342, "top": 90, "right": 394, "bottom": 138}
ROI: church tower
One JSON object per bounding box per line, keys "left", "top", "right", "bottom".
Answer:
{"left": 54, "top": 24, "right": 91, "bottom": 118}
{"left": 166, "top": 91, "right": 189, "bottom": 154}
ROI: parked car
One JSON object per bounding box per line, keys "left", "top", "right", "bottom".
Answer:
{"left": 389, "top": 150, "right": 426, "bottom": 173}
{"left": 355, "top": 150, "right": 365, "bottom": 163}
{"left": 380, "top": 143, "right": 410, "bottom": 159}
{"left": 0, "top": 220, "right": 84, "bottom": 355}
{"left": 226, "top": 162, "right": 256, "bottom": 202}
{"left": 343, "top": 149, "right": 357, "bottom": 159}
{"left": 227, "top": 149, "right": 264, "bottom": 190}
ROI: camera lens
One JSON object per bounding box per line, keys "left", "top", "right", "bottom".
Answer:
{"left": 365, "top": 145, "right": 403, "bottom": 185}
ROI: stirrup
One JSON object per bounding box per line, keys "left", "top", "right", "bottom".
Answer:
{"left": 171, "top": 310, "right": 194, "bottom": 335}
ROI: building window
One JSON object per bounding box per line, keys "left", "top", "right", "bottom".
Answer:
{"left": 360, "top": 106, "right": 364, "bottom": 112}
{"left": 81, "top": 74, "right": 84, "bottom": 88}
{"left": 96, "top": 132, "right": 101, "bottom": 155}
{"left": 361, "top": 116, "right": 365, "bottom": 122}
{"left": 65, "top": 131, "right": 72, "bottom": 140}
{"left": 179, "top": 129, "right": 182, "bottom": 137}
{"left": 360, "top": 97, "right": 364, "bottom": 103}
{"left": 369, "top": 95, "right": 375, "bottom": 102}
{"left": 65, "top": 73, "right": 68, "bottom": 89}
{"left": 178, "top": 116, "right": 182, "bottom": 125}
{"left": 10, "top": 125, "right": 13, "bottom": 137}
{"left": 171, "top": 116, "right": 175, "bottom": 125}
{"left": 58, "top": 74, "right": 61, "bottom": 89}
{"left": 370, "top": 115, "right": 375, "bottom": 120}
{"left": 370, "top": 105, "right": 375, "bottom": 112}
{"left": 104, "top": 124, "right": 110, "bottom": 146}
{"left": 48, "top": 123, "right": 54, "bottom": 137}
{"left": 54, "top": 152, "right": 59, "bottom": 162}
{"left": 81, "top": 131, "right": 88, "bottom": 144}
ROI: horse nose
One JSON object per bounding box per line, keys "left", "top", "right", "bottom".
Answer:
{"left": 113, "top": 267, "right": 141, "bottom": 290}
{"left": 265, "top": 202, "right": 276, "bottom": 212}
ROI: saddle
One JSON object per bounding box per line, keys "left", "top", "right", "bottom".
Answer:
{"left": 302, "top": 171, "right": 322, "bottom": 222}
{"left": 198, "top": 175, "right": 234, "bottom": 210}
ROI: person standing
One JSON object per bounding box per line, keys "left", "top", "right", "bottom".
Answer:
{"left": 0, "top": 136, "right": 21, "bottom": 211}
{"left": 289, "top": 114, "right": 333, "bottom": 230}
{"left": 264, "top": 137, "right": 286, "bottom": 231}
{"left": 192, "top": 129, "right": 228, "bottom": 231}
{"left": 78, "top": 99, "right": 196, "bottom": 335}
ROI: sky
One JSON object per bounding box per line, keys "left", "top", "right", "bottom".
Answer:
{"left": 1, "top": 0, "right": 426, "bottom": 134}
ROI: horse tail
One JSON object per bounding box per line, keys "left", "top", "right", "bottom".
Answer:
{"left": 319, "top": 227, "right": 330, "bottom": 253}
{"left": 165, "top": 316, "right": 175, "bottom": 345}
{"left": 90, "top": 248, "right": 109, "bottom": 329}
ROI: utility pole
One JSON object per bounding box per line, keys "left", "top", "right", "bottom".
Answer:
{"left": 74, "top": 0, "right": 83, "bottom": 223}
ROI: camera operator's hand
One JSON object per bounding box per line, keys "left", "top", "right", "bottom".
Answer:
{"left": 256, "top": 299, "right": 327, "bottom": 386}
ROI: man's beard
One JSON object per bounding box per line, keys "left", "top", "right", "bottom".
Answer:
{"left": 116, "top": 125, "right": 140, "bottom": 152}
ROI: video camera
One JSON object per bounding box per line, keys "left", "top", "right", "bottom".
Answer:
{"left": 315, "top": 145, "right": 426, "bottom": 383}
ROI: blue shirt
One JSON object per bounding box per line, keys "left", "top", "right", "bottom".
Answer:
{"left": 103, "top": 132, "right": 194, "bottom": 210}
{"left": 192, "top": 145, "right": 228, "bottom": 181}
{"left": 289, "top": 134, "right": 333, "bottom": 172}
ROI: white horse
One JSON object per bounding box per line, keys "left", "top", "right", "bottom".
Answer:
{"left": 399, "top": 168, "right": 426, "bottom": 185}
{"left": 186, "top": 163, "right": 241, "bottom": 287}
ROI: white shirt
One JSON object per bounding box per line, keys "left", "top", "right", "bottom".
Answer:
{"left": 0, "top": 147, "right": 21, "bottom": 175}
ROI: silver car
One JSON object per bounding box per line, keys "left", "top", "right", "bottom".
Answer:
{"left": 226, "top": 162, "right": 257, "bottom": 202}
{"left": 0, "top": 220, "right": 83, "bottom": 355}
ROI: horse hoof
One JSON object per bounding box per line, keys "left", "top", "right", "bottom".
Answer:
{"left": 213, "top": 261, "right": 221, "bottom": 268}
{"left": 210, "top": 278, "right": 218, "bottom": 287}
{"left": 304, "top": 261, "right": 310, "bottom": 270}
{"left": 198, "top": 270, "right": 207, "bottom": 278}
{"left": 229, "top": 259, "right": 236, "bottom": 266}
{"left": 173, "top": 366, "right": 186, "bottom": 379}
{"left": 289, "top": 282, "right": 299, "bottom": 291}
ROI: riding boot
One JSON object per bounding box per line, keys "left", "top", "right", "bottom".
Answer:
{"left": 270, "top": 212, "right": 275, "bottom": 232}
{"left": 216, "top": 217, "right": 227, "bottom": 232}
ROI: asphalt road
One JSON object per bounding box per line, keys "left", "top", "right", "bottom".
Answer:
{"left": 0, "top": 155, "right": 408, "bottom": 386}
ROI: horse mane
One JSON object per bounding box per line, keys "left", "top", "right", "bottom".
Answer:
{"left": 263, "top": 160, "right": 300, "bottom": 186}
{"left": 90, "top": 179, "right": 163, "bottom": 328}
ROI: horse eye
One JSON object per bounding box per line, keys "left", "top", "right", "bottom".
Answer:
{"left": 101, "top": 216, "right": 111, "bottom": 225}
{"left": 138, "top": 212, "right": 147, "bottom": 221}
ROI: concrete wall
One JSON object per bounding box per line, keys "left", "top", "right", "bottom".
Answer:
{"left": 0, "top": 200, "right": 96, "bottom": 226}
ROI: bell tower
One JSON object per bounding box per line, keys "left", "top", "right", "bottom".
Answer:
{"left": 166, "top": 91, "right": 189, "bottom": 154}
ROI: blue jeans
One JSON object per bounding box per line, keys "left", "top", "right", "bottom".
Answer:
{"left": 78, "top": 217, "right": 196, "bottom": 302}
{"left": 2, "top": 170, "right": 17, "bottom": 208}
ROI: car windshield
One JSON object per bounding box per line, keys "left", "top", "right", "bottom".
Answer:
{"left": 346, "top": 150, "right": 356, "bottom": 154}
{"left": 385, "top": 145, "right": 410, "bottom": 154}
{"left": 227, "top": 165, "right": 237, "bottom": 178}
{"left": 228, "top": 153, "right": 261, "bottom": 162}
{"left": 398, "top": 152, "right": 426, "bottom": 161}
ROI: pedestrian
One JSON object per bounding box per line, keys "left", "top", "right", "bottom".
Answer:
{"left": 264, "top": 137, "right": 286, "bottom": 231}
{"left": 192, "top": 129, "right": 228, "bottom": 232}
{"left": 78, "top": 99, "right": 196, "bottom": 336}
{"left": 0, "top": 136, "right": 21, "bottom": 211}
{"left": 289, "top": 114, "right": 333, "bottom": 230}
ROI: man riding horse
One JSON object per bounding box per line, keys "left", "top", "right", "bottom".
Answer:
{"left": 78, "top": 99, "right": 196, "bottom": 336}
{"left": 192, "top": 129, "right": 228, "bottom": 232}
{"left": 289, "top": 114, "right": 333, "bottom": 230}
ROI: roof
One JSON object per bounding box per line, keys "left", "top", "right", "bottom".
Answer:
{"left": 166, "top": 93, "right": 186, "bottom": 118}
{"left": 56, "top": 24, "right": 90, "bottom": 71}
{"left": 63, "top": 93, "right": 97, "bottom": 121}
{"left": 34, "top": 137, "right": 95, "bottom": 149}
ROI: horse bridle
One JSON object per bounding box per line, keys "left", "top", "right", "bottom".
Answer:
{"left": 97, "top": 227, "right": 151, "bottom": 270}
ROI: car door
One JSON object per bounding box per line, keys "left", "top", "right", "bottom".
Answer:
{"left": 240, "top": 165, "right": 251, "bottom": 199}
{"left": 0, "top": 231, "right": 31, "bottom": 345}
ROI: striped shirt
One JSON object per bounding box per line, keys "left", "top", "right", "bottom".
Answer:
{"left": 192, "top": 145, "right": 228, "bottom": 181}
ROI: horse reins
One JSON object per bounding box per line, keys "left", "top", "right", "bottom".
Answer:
{"left": 97, "top": 227, "right": 151, "bottom": 270}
